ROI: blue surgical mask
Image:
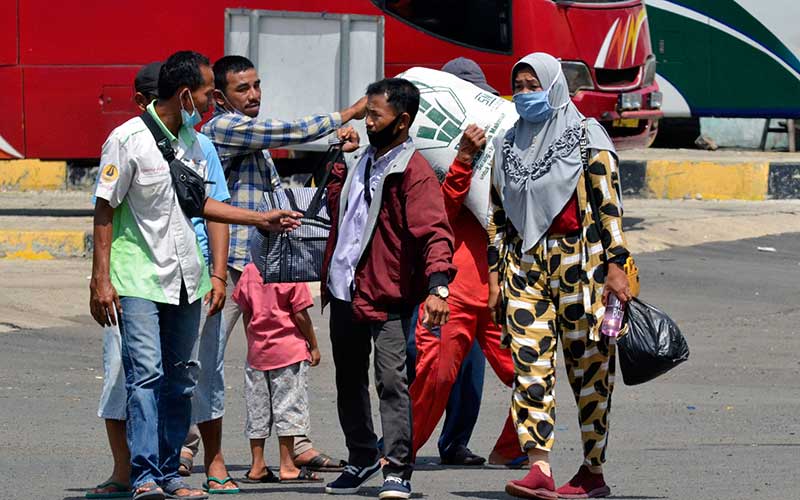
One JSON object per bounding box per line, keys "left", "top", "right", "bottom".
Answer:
{"left": 181, "top": 90, "right": 201, "bottom": 128}
{"left": 513, "top": 72, "right": 564, "bottom": 123}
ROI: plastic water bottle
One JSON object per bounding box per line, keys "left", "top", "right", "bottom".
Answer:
{"left": 601, "top": 294, "right": 626, "bottom": 337}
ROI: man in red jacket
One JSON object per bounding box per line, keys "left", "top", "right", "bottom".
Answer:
{"left": 321, "top": 78, "right": 455, "bottom": 500}
{"left": 410, "top": 59, "right": 521, "bottom": 468}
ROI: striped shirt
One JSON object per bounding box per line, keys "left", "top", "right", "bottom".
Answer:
{"left": 201, "top": 109, "right": 342, "bottom": 271}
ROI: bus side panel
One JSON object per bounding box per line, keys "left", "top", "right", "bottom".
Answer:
{"left": 19, "top": 1, "right": 224, "bottom": 65}
{"left": 23, "top": 66, "right": 140, "bottom": 159}
{"left": 0, "top": 67, "right": 24, "bottom": 158}
{"left": 0, "top": 0, "right": 18, "bottom": 65}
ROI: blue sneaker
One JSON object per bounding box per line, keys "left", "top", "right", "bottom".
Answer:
{"left": 378, "top": 476, "right": 411, "bottom": 499}
{"left": 325, "top": 461, "right": 382, "bottom": 495}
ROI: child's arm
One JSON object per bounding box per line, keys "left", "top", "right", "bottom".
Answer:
{"left": 242, "top": 311, "right": 252, "bottom": 331}
{"left": 293, "top": 308, "right": 320, "bottom": 367}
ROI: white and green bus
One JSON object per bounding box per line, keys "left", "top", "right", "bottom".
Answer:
{"left": 647, "top": 0, "right": 800, "bottom": 118}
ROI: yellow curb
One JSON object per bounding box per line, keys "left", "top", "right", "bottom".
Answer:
{"left": 0, "top": 159, "right": 67, "bottom": 191}
{"left": 645, "top": 161, "right": 769, "bottom": 201}
{"left": 0, "top": 230, "right": 87, "bottom": 260}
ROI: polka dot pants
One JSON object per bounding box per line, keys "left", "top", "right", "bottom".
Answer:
{"left": 501, "top": 233, "right": 615, "bottom": 466}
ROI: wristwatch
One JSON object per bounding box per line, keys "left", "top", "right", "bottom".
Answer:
{"left": 430, "top": 285, "right": 450, "bottom": 300}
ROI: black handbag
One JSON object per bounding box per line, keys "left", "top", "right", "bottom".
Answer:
{"left": 140, "top": 112, "right": 210, "bottom": 218}
{"left": 617, "top": 297, "right": 690, "bottom": 385}
{"left": 249, "top": 144, "right": 343, "bottom": 283}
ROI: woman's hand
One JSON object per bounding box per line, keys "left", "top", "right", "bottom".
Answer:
{"left": 488, "top": 271, "right": 503, "bottom": 325}
{"left": 603, "top": 263, "right": 632, "bottom": 305}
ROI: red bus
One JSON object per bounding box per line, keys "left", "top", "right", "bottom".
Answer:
{"left": 0, "top": 0, "right": 661, "bottom": 161}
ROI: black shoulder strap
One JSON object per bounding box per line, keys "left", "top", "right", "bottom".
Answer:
{"left": 304, "top": 144, "right": 344, "bottom": 218}
{"left": 224, "top": 154, "right": 246, "bottom": 178}
{"left": 140, "top": 112, "right": 175, "bottom": 163}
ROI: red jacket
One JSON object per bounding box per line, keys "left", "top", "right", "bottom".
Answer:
{"left": 321, "top": 145, "right": 456, "bottom": 322}
{"left": 440, "top": 158, "right": 490, "bottom": 309}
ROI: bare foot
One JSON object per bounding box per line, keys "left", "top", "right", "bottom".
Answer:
{"left": 169, "top": 486, "right": 205, "bottom": 498}
{"left": 133, "top": 482, "right": 163, "bottom": 497}
{"left": 488, "top": 450, "right": 529, "bottom": 467}
{"left": 279, "top": 464, "right": 301, "bottom": 481}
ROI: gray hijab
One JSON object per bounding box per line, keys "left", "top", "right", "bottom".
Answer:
{"left": 492, "top": 53, "right": 616, "bottom": 252}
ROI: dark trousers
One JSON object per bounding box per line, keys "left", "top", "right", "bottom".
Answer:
{"left": 405, "top": 307, "right": 486, "bottom": 459}
{"left": 329, "top": 297, "right": 414, "bottom": 480}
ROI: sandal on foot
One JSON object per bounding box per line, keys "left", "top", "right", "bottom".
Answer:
{"left": 202, "top": 476, "right": 240, "bottom": 495}
{"left": 86, "top": 481, "right": 132, "bottom": 499}
{"left": 300, "top": 453, "right": 347, "bottom": 472}
{"left": 132, "top": 483, "right": 164, "bottom": 500}
{"left": 163, "top": 482, "right": 208, "bottom": 500}
{"left": 239, "top": 468, "right": 279, "bottom": 484}
{"left": 178, "top": 456, "right": 193, "bottom": 477}
{"left": 279, "top": 467, "right": 323, "bottom": 483}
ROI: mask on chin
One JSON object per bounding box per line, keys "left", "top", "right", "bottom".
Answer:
{"left": 180, "top": 90, "right": 202, "bottom": 128}
{"left": 367, "top": 114, "right": 403, "bottom": 150}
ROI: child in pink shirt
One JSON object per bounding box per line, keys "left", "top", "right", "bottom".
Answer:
{"left": 232, "top": 263, "right": 322, "bottom": 483}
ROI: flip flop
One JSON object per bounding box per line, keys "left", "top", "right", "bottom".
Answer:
{"left": 202, "top": 476, "right": 240, "bottom": 495}
{"left": 163, "top": 481, "right": 208, "bottom": 500}
{"left": 239, "top": 468, "right": 280, "bottom": 484}
{"left": 279, "top": 466, "right": 323, "bottom": 483}
{"left": 486, "top": 455, "right": 530, "bottom": 469}
{"left": 86, "top": 481, "right": 133, "bottom": 499}
{"left": 132, "top": 483, "right": 165, "bottom": 500}
{"left": 300, "top": 453, "right": 347, "bottom": 472}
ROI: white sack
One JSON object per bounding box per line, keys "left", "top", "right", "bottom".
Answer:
{"left": 397, "top": 67, "right": 519, "bottom": 228}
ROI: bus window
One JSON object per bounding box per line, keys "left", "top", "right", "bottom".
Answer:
{"left": 374, "top": 0, "right": 512, "bottom": 53}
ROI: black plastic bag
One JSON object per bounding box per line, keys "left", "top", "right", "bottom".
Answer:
{"left": 617, "top": 298, "right": 689, "bottom": 385}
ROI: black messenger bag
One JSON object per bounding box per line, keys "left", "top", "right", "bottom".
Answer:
{"left": 140, "top": 112, "right": 209, "bottom": 218}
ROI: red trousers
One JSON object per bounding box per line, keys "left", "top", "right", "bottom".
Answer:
{"left": 410, "top": 300, "right": 520, "bottom": 458}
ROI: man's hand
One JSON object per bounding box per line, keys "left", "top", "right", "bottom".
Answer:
{"left": 204, "top": 276, "right": 226, "bottom": 316}
{"left": 340, "top": 96, "right": 368, "bottom": 122}
{"left": 422, "top": 295, "right": 450, "bottom": 327}
{"left": 603, "top": 263, "right": 632, "bottom": 305}
{"left": 309, "top": 345, "right": 321, "bottom": 367}
{"left": 455, "top": 124, "right": 487, "bottom": 165}
{"left": 337, "top": 126, "right": 361, "bottom": 153}
{"left": 256, "top": 209, "right": 302, "bottom": 233}
{"left": 90, "top": 276, "right": 122, "bottom": 327}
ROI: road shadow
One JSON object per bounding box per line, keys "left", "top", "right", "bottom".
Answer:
{"left": 238, "top": 485, "right": 423, "bottom": 497}
{"left": 452, "top": 493, "right": 666, "bottom": 500}
{"left": 622, "top": 216, "right": 645, "bottom": 231}
{"left": 451, "top": 491, "right": 509, "bottom": 499}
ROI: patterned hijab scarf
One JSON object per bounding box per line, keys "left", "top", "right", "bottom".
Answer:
{"left": 493, "top": 53, "right": 615, "bottom": 253}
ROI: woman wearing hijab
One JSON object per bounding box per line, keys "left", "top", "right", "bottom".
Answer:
{"left": 487, "top": 53, "right": 631, "bottom": 499}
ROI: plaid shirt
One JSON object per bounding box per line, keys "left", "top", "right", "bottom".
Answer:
{"left": 202, "top": 109, "right": 342, "bottom": 271}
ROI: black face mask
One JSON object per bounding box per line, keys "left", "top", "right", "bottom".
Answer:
{"left": 367, "top": 114, "right": 403, "bottom": 150}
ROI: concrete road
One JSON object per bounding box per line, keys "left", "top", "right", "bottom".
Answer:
{"left": 2, "top": 233, "right": 799, "bottom": 500}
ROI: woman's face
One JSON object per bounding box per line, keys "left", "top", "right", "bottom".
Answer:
{"left": 513, "top": 67, "right": 543, "bottom": 95}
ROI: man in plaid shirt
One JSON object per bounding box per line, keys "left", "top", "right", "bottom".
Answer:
{"left": 195, "top": 55, "right": 366, "bottom": 480}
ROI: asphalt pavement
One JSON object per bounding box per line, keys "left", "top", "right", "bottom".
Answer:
{"left": 1, "top": 233, "right": 799, "bottom": 500}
